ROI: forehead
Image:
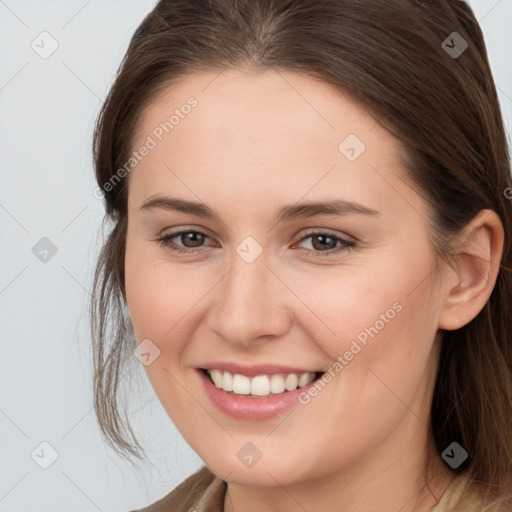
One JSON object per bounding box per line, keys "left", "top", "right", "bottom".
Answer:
{"left": 127, "top": 68, "right": 413, "bottom": 216}
{"left": 134, "top": 68, "right": 396, "bottom": 156}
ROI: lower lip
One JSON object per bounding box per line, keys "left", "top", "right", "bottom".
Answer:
{"left": 198, "top": 369, "right": 321, "bottom": 421}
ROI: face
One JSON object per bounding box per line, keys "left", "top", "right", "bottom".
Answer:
{"left": 124, "top": 68, "right": 447, "bottom": 488}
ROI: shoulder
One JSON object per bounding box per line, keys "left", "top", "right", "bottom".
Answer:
{"left": 430, "top": 475, "right": 508, "bottom": 512}
{"left": 130, "top": 466, "right": 226, "bottom": 512}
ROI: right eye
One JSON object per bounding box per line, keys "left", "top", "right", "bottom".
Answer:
{"left": 156, "top": 229, "right": 214, "bottom": 254}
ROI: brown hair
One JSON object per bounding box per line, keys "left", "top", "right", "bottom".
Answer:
{"left": 91, "top": 0, "right": 512, "bottom": 507}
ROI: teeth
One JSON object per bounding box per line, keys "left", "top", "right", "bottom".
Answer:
{"left": 251, "top": 375, "right": 270, "bottom": 396}
{"left": 232, "top": 374, "right": 251, "bottom": 395}
{"left": 206, "top": 370, "right": 317, "bottom": 397}
{"left": 298, "top": 372, "right": 313, "bottom": 388}
{"left": 284, "top": 373, "right": 299, "bottom": 391}
{"left": 211, "top": 369, "right": 223, "bottom": 388}
{"left": 270, "top": 374, "right": 285, "bottom": 394}
{"left": 222, "top": 371, "right": 233, "bottom": 392}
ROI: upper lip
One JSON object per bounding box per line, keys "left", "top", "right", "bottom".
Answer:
{"left": 200, "top": 362, "right": 322, "bottom": 377}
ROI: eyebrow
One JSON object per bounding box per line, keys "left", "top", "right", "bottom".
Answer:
{"left": 139, "top": 196, "right": 380, "bottom": 222}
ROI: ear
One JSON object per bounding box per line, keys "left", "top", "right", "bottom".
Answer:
{"left": 438, "top": 209, "right": 504, "bottom": 331}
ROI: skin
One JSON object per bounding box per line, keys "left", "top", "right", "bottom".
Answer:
{"left": 123, "top": 67, "right": 504, "bottom": 512}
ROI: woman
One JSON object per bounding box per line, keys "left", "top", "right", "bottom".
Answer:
{"left": 90, "top": 0, "right": 512, "bottom": 510}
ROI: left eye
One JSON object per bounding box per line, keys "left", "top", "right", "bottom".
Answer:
{"left": 155, "top": 229, "right": 356, "bottom": 256}
{"left": 297, "top": 232, "right": 355, "bottom": 254}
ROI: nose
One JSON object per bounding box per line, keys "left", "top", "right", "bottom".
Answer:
{"left": 206, "top": 254, "right": 292, "bottom": 347}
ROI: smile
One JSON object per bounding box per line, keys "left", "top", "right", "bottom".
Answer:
{"left": 204, "top": 369, "right": 322, "bottom": 397}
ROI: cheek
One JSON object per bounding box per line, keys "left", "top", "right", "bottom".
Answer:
{"left": 288, "top": 250, "right": 440, "bottom": 374}
{"left": 124, "top": 240, "right": 201, "bottom": 407}
{"left": 124, "top": 238, "right": 213, "bottom": 351}
{"left": 279, "top": 262, "right": 440, "bottom": 456}
{"left": 125, "top": 236, "right": 176, "bottom": 336}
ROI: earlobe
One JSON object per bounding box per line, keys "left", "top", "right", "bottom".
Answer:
{"left": 438, "top": 209, "right": 504, "bottom": 331}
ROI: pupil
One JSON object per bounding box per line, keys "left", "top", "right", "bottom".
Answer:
{"left": 313, "top": 235, "right": 335, "bottom": 251}
{"left": 184, "top": 232, "right": 204, "bottom": 247}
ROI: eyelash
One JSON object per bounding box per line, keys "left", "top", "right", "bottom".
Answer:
{"left": 155, "top": 229, "right": 356, "bottom": 257}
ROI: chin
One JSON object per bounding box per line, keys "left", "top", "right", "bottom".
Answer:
{"left": 200, "top": 450, "right": 316, "bottom": 488}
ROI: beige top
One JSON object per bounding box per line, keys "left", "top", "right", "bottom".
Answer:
{"left": 132, "top": 466, "right": 486, "bottom": 512}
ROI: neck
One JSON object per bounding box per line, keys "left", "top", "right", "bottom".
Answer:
{"left": 223, "top": 427, "right": 455, "bottom": 512}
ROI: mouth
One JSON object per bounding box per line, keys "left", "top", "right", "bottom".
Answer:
{"left": 200, "top": 368, "right": 325, "bottom": 398}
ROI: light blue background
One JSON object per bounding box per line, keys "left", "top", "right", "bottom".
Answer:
{"left": 1, "top": 1, "right": 511, "bottom": 510}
